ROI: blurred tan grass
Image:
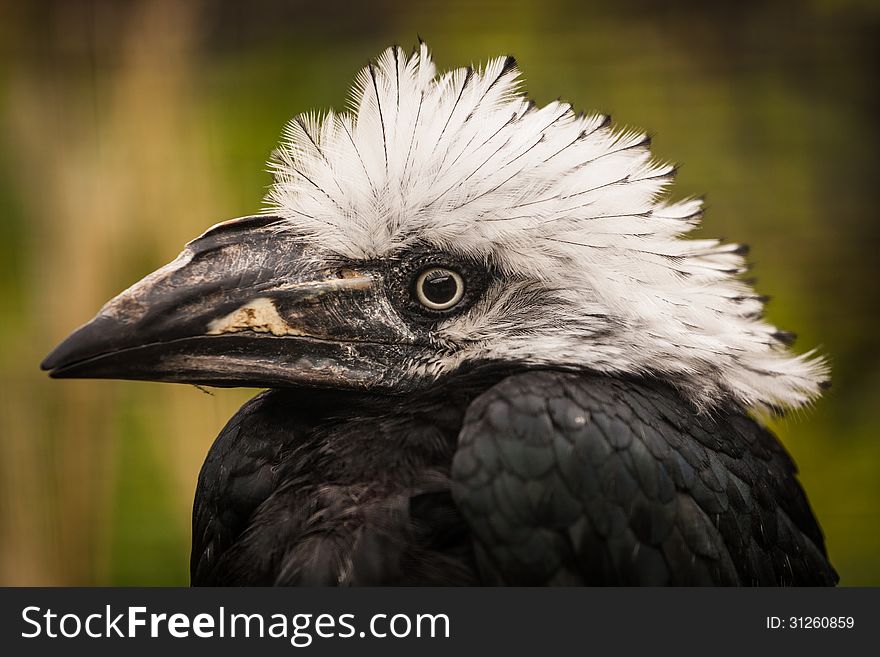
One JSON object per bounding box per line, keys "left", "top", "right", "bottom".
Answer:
{"left": 0, "top": 0, "right": 252, "bottom": 585}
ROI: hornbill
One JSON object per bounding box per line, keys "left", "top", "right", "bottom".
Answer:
{"left": 42, "top": 44, "right": 837, "bottom": 586}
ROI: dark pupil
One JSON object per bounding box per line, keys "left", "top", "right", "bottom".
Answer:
{"left": 422, "top": 272, "right": 458, "bottom": 304}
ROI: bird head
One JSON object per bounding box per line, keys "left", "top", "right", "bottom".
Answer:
{"left": 42, "top": 44, "right": 827, "bottom": 412}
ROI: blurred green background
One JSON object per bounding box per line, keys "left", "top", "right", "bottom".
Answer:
{"left": 0, "top": 0, "right": 877, "bottom": 585}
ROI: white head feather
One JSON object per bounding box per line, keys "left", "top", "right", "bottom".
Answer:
{"left": 265, "top": 43, "right": 828, "bottom": 413}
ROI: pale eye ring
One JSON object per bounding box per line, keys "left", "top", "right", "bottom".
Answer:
{"left": 414, "top": 267, "right": 465, "bottom": 311}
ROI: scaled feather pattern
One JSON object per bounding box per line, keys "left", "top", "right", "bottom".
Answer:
{"left": 265, "top": 43, "right": 828, "bottom": 413}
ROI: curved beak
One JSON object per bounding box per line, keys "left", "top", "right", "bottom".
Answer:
{"left": 41, "top": 215, "right": 419, "bottom": 391}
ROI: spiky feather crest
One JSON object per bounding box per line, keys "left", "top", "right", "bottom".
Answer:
{"left": 265, "top": 43, "right": 827, "bottom": 412}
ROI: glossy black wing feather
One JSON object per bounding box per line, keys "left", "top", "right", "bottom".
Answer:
{"left": 451, "top": 371, "right": 837, "bottom": 586}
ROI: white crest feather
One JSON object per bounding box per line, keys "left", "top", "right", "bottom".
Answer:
{"left": 265, "top": 43, "right": 828, "bottom": 413}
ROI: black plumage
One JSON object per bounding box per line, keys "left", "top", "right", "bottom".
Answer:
{"left": 190, "top": 369, "right": 836, "bottom": 586}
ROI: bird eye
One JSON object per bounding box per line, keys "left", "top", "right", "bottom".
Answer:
{"left": 414, "top": 267, "right": 465, "bottom": 311}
